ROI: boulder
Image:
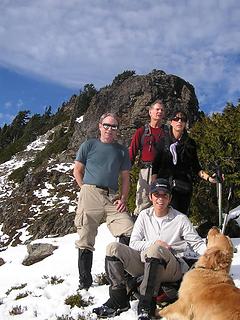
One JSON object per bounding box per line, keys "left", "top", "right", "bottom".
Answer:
{"left": 22, "top": 243, "right": 58, "bottom": 266}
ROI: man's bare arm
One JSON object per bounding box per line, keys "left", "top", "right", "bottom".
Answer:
{"left": 73, "top": 161, "right": 85, "bottom": 188}
{"left": 114, "top": 170, "right": 129, "bottom": 212}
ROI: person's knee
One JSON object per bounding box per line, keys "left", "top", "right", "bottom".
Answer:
{"left": 145, "top": 243, "right": 169, "bottom": 260}
{"left": 106, "top": 242, "right": 123, "bottom": 257}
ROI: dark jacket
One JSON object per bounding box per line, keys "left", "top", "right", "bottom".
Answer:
{"left": 152, "top": 130, "right": 202, "bottom": 183}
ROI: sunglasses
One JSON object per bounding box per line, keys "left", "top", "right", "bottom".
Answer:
{"left": 152, "top": 191, "right": 169, "bottom": 198}
{"left": 102, "top": 123, "right": 119, "bottom": 130}
{"left": 172, "top": 116, "right": 187, "bottom": 122}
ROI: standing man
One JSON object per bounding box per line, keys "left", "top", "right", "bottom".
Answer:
{"left": 73, "top": 112, "right": 134, "bottom": 290}
{"left": 93, "top": 178, "right": 206, "bottom": 319}
{"left": 129, "top": 99, "right": 166, "bottom": 216}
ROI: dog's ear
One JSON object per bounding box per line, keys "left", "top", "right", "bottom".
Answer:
{"left": 196, "top": 248, "right": 232, "bottom": 272}
{"left": 209, "top": 248, "right": 232, "bottom": 271}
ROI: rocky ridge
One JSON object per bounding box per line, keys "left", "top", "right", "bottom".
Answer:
{"left": 0, "top": 70, "right": 199, "bottom": 248}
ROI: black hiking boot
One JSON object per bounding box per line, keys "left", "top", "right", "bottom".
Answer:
{"left": 137, "top": 297, "right": 156, "bottom": 319}
{"left": 137, "top": 309, "right": 152, "bottom": 320}
{"left": 78, "top": 249, "right": 93, "bottom": 290}
{"left": 93, "top": 302, "right": 130, "bottom": 318}
{"left": 93, "top": 286, "right": 130, "bottom": 318}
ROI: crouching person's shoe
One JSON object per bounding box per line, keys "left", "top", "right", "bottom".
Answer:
{"left": 93, "top": 302, "right": 130, "bottom": 318}
{"left": 137, "top": 295, "right": 157, "bottom": 320}
{"left": 93, "top": 286, "right": 130, "bottom": 318}
{"left": 138, "top": 309, "right": 152, "bottom": 320}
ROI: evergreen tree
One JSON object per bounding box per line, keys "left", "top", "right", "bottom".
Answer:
{"left": 11, "top": 110, "right": 30, "bottom": 142}
{"left": 112, "top": 70, "right": 136, "bottom": 85}
{"left": 76, "top": 83, "right": 97, "bottom": 116}
{"left": 190, "top": 102, "right": 240, "bottom": 225}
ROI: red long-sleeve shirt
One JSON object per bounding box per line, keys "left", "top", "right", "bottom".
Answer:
{"left": 129, "top": 125, "right": 166, "bottom": 164}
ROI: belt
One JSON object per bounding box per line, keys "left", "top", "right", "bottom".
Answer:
{"left": 140, "top": 162, "right": 152, "bottom": 169}
{"left": 96, "top": 185, "right": 109, "bottom": 192}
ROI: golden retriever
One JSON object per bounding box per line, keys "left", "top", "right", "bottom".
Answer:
{"left": 158, "top": 227, "right": 240, "bottom": 320}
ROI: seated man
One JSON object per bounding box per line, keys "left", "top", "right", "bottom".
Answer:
{"left": 93, "top": 178, "right": 206, "bottom": 320}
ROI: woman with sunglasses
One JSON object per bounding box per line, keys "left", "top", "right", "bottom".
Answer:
{"left": 152, "top": 110, "right": 216, "bottom": 215}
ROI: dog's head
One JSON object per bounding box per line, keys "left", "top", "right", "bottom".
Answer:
{"left": 195, "top": 227, "right": 233, "bottom": 272}
{"left": 207, "top": 226, "right": 233, "bottom": 254}
{"left": 196, "top": 247, "right": 233, "bottom": 272}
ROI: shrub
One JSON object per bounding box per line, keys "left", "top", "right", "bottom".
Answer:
{"left": 112, "top": 70, "right": 136, "bottom": 85}
{"left": 49, "top": 275, "right": 64, "bottom": 285}
{"left": 9, "top": 305, "right": 27, "bottom": 315}
{"left": 8, "top": 162, "right": 32, "bottom": 183}
{"left": 56, "top": 316, "right": 75, "bottom": 320}
{"left": 6, "top": 283, "right": 27, "bottom": 295}
{"left": 15, "top": 292, "right": 30, "bottom": 300}
{"left": 94, "top": 272, "right": 109, "bottom": 286}
{"left": 65, "top": 293, "right": 93, "bottom": 309}
{"left": 127, "top": 165, "right": 139, "bottom": 214}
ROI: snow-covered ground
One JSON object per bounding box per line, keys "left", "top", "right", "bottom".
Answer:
{"left": 0, "top": 127, "right": 240, "bottom": 319}
{"left": 0, "top": 224, "right": 239, "bottom": 320}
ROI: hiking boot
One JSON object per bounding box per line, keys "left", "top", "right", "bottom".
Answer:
{"left": 137, "top": 309, "right": 152, "bottom": 320}
{"left": 137, "top": 296, "right": 156, "bottom": 320}
{"left": 78, "top": 249, "right": 93, "bottom": 290}
{"left": 138, "top": 308, "right": 163, "bottom": 320}
{"left": 92, "top": 303, "right": 130, "bottom": 318}
{"left": 78, "top": 281, "right": 91, "bottom": 291}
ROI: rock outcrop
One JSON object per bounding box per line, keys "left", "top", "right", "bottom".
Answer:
{"left": 70, "top": 69, "right": 199, "bottom": 152}
{"left": 0, "top": 70, "right": 199, "bottom": 247}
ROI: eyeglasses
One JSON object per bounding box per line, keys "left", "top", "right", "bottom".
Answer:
{"left": 152, "top": 192, "right": 169, "bottom": 198}
{"left": 102, "top": 123, "right": 119, "bottom": 130}
{"left": 172, "top": 116, "right": 187, "bottom": 122}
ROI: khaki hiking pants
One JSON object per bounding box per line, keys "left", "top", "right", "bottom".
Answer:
{"left": 74, "top": 184, "right": 134, "bottom": 251}
{"left": 106, "top": 242, "right": 183, "bottom": 296}
{"left": 134, "top": 167, "right": 152, "bottom": 216}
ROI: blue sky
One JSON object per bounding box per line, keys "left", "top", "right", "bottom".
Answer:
{"left": 0, "top": 0, "right": 240, "bottom": 127}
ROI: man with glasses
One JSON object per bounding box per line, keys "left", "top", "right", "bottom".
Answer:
{"left": 73, "top": 112, "right": 134, "bottom": 290}
{"left": 92, "top": 178, "right": 206, "bottom": 319}
{"left": 129, "top": 99, "right": 166, "bottom": 217}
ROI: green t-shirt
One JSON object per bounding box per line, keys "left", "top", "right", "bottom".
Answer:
{"left": 75, "top": 138, "right": 131, "bottom": 192}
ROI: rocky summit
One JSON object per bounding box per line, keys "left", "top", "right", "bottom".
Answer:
{"left": 0, "top": 70, "right": 199, "bottom": 248}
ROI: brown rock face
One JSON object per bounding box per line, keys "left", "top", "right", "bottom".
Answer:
{"left": 70, "top": 69, "right": 199, "bottom": 151}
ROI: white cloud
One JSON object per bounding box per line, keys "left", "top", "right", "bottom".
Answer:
{"left": 0, "top": 0, "right": 239, "bottom": 110}
{"left": 4, "top": 101, "right": 12, "bottom": 108}
{"left": 17, "top": 99, "right": 24, "bottom": 108}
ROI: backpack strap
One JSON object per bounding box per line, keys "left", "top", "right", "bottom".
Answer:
{"left": 140, "top": 123, "right": 170, "bottom": 156}
{"left": 162, "top": 123, "right": 169, "bottom": 135}
{"left": 140, "top": 124, "right": 151, "bottom": 151}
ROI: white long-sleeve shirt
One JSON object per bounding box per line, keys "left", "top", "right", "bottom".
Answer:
{"left": 130, "top": 206, "right": 206, "bottom": 259}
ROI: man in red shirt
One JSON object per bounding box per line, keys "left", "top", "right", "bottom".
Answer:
{"left": 129, "top": 99, "right": 166, "bottom": 216}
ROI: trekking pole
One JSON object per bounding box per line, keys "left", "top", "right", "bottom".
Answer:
{"left": 216, "top": 165, "right": 223, "bottom": 228}
{"left": 146, "top": 164, "right": 152, "bottom": 185}
{"left": 221, "top": 184, "right": 234, "bottom": 234}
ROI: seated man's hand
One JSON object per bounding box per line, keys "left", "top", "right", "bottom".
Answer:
{"left": 114, "top": 199, "right": 127, "bottom": 213}
{"left": 154, "top": 239, "right": 171, "bottom": 249}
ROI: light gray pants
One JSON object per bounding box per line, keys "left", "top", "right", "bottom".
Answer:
{"left": 134, "top": 168, "right": 152, "bottom": 216}
{"left": 106, "top": 242, "right": 182, "bottom": 297}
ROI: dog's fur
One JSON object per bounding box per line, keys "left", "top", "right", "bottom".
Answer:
{"left": 158, "top": 227, "right": 240, "bottom": 320}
